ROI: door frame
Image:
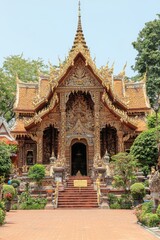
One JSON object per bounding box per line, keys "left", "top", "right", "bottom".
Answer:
{"left": 70, "top": 139, "right": 88, "bottom": 176}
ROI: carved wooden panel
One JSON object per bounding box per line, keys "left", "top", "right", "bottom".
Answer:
{"left": 66, "top": 92, "right": 94, "bottom": 132}
{"left": 60, "top": 59, "right": 101, "bottom": 87}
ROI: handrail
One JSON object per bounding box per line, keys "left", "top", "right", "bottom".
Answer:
{"left": 96, "top": 178, "right": 101, "bottom": 206}
{"left": 53, "top": 181, "right": 59, "bottom": 208}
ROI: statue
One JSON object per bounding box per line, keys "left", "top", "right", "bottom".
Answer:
{"left": 50, "top": 150, "right": 57, "bottom": 164}
{"left": 149, "top": 165, "right": 160, "bottom": 209}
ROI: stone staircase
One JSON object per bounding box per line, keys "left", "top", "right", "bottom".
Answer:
{"left": 58, "top": 176, "right": 98, "bottom": 208}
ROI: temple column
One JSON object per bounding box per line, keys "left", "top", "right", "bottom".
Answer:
{"left": 117, "top": 130, "right": 124, "bottom": 152}
{"left": 94, "top": 92, "right": 101, "bottom": 163}
{"left": 18, "top": 140, "right": 25, "bottom": 167}
{"left": 59, "top": 93, "right": 66, "bottom": 160}
{"left": 36, "top": 130, "right": 43, "bottom": 163}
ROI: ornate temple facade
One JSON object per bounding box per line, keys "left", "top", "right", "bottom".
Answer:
{"left": 12, "top": 5, "right": 151, "bottom": 176}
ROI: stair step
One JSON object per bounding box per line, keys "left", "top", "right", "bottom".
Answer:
{"left": 57, "top": 176, "right": 98, "bottom": 209}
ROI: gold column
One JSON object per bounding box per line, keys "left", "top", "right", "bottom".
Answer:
{"left": 36, "top": 131, "right": 43, "bottom": 163}
{"left": 117, "top": 130, "right": 124, "bottom": 152}
{"left": 18, "top": 140, "right": 25, "bottom": 167}
{"left": 94, "top": 92, "right": 101, "bottom": 163}
{"left": 59, "top": 93, "right": 66, "bottom": 159}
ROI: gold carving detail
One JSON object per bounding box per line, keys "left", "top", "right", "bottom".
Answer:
{"left": 102, "top": 92, "right": 137, "bottom": 127}
{"left": 66, "top": 92, "right": 94, "bottom": 132}
{"left": 24, "top": 93, "right": 59, "bottom": 127}
{"left": 62, "top": 60, "right": 100, "bottom": 87}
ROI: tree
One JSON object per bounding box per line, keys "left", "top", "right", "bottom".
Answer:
{"left": 0, "top": 54, "right": 49, "bottom": 121}
{"left": 28, "top": 164, "right": 45, "bottom": 187}
{"left": 147, "top": 113, "right": 160, "bottom": 129}
{"left": 130, "top": 128, "right": 159, "bottom": 174}
{"left": 0, "top": 143, "right": 16, "bottom": 177}
{"left": 111, "top": 152, "right": 138, "bottom": 192}
{"left": 132, "top": 15, "right": 160, "bottom": 107}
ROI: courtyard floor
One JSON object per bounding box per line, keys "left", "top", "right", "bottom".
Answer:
{"left": 0, "top": 209, "right": 158, "bottom": 240}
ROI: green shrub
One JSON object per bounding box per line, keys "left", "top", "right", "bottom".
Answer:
{"left": 156, "top": 204, "right": 160, "bottom": 217}
{"left": 19, "top": 197, "right": 47, "bottom": 210}
{"left": 2, "top": 184, "right": 15, "bottom": 200}
{"left": 142, "top": 201, "right": 153, "bottom": 214}
{"left": 18, "top": 192, "right": 47, "bottom": 210}
{"left": 28, "top": 164, "right": 45, "bottom": 186}
{"left": 0, "top": 209, "right": 6, "bottom": 225}
{"left": 11, "top": 204, "right": 18, "bottom": 210}
{"left": 135, "top": 201, "right": 155, "bottom": 225}
{"left": 143, "top": 213, "right": 159, "bottom": 227}
{"left": 107, "top": 193, "right": 118, "bottom": 204}
{"left": 110, "top": 203, "right": 121, "bottom": 209}
{"left": 119, "top": 194, "right": 132, "bottom": 209}
{"left": 0, "top": 201, "right": 5, "bottom": 211}
{"left": 130, "top": 183, "right": 146, "bottom": 200}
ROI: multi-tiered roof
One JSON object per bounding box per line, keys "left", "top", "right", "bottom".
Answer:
{"left": 12, "top": 1, "right": 151, "bottom": 136}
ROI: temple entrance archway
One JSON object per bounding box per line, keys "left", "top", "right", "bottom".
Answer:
{"left": 71, "top": 142, "right": 87, "bottom": 176}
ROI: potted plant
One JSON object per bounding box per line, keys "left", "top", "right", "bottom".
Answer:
{"left": 2, "top": 184, "right": 15, "bottom": 212}
{"left": 130, "top": 182, "right": 146, "bottom": 206}
{"left": 28, "top": 164, "right": 45, "bottom": 194}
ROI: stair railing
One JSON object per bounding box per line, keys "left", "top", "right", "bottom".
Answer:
{"left": 96, "top": 177, "right": 101, "bottom": 206}
{"left": 52, "top": 181, "right": 59, "bottom": 208}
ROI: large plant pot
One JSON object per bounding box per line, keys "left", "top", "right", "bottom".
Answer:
{"left": 5, "top": 201, "right": 11, "bottom": 212}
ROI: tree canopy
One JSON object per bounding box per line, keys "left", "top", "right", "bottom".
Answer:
{"left": 130, "top": 128, "right": 159, "bottom": 174}
{"left": 0, "top": 143, "right": 17, "bottom": 177}
{"left": 132, "top": 15, "right": 160, "bottom": 107}
{"left": 147, "top": 113, "right": 160, "bottom": 129}
{"left": 111, "top": 152, "right": 138, "bottom": 192}
{"left": 0, "top": 54, "right": 49, "bottom": 122}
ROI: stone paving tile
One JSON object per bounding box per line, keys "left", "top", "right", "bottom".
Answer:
{"left": 0, "top": 209, "right": 158, "bottom": 240}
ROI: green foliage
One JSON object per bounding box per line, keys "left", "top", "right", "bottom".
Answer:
{"left": 142, "top": 201, "right": 154, "bottom": 213}
{"left": 28, "top": 164, "right": 45, "bottom": 185}
{"left": 2, "top": 184, "right": 15, "bottom": 200}
{"left": 147, "top": 113, "right": 160, "bottom": 129}
{"left": 130, "top": 183, "right": 146, "bottom": 200}
{"left": 118, "top": 194, "right": 132, "bottom": 209}
{"left": 132, "top": 15, "right": 160, "bottom": 106}
{"left": 130, "top": 129, "right": 158, "bottom": 170}
{"left": 141, "top": 213, "right": 159, "bottom": 227}
{"left": 11, "top": 204, "right": 18, "bottom": 210}
{"left": 0, "top": 54, "right": 49, "bottom": 121}
{"left": 135, "top": 201, "right": 154, "bottom": 224}
{"left": 111, "top": 152, "right": 138, "bottom": 191}
{"left": 110, "top": 202, "right": 121, "bottom": 209}
{"left": 107, "top": 193, "right": 118, "bottom": 205}
{"left": 0, "top": 143, "right": 14, "bottom": 177}
{"left": 0, "top": 143, "right": 17, "bottom": 177}
{"left": 108, "top": 193, "right": 132, "bottom": 209}
{"left": 0, "top": 209, "right": 6, "bottom": 225}
{"left": 0, "top": 201, "right": 5, "bottom": 211}
{"left": 156, "top": 204, "right": 160, "bottom": 218}
{"left": 18, "top": 191, "right": 47, "bottom": 210}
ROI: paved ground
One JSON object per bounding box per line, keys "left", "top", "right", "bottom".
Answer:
{"left": 0, "top": 209, "right": 158, "bottom": 240}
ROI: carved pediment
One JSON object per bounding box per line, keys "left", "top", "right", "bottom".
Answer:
{"left": 67, "top": 119, "right": 93, "bottom": 136}
{"left": 66, "top": 91, "right": 94, "bottom": 132}
{"left": 60, "top": 59, "right": 102, "bottom": 88}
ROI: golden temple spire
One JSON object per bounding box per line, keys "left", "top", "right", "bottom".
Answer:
{"left": 70, "top": 1, "right": 89, "bottom": 52}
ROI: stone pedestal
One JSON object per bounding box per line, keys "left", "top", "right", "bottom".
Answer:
{"left": 53, "top": 167, "right": 65, "bottom": 183}
{"left": 94, "top": 167, "right": 106, "bottom": 181}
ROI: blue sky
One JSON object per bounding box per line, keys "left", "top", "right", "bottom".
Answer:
{"left": 0, "top": 0, "right": 160, "bottom": 77}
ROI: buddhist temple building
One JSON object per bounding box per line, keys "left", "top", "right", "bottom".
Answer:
{"left": 12, "top": 2, "right": 151, "bottom": 176}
